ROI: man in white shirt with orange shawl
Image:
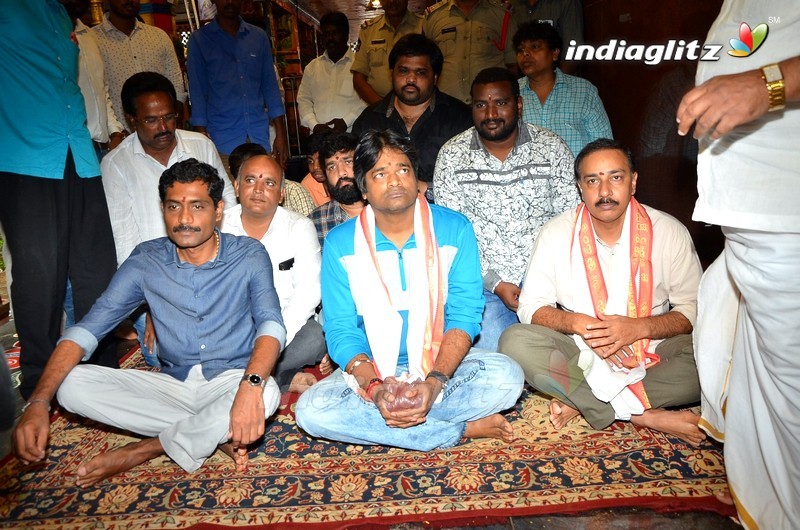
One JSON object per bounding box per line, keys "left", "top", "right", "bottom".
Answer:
{"left": 499, "top": 139, "right": 705, "bottom": 446}
{"left": 295, "top": 129, "right": 523, "bottom": 450}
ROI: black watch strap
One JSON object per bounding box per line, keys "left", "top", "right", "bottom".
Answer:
{"left": 426, "top": 370, "right": 450, "bottom": 391}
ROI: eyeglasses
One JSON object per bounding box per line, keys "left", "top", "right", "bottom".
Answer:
{"left": 138, "top": 113, "right": 179, "bottom": 127}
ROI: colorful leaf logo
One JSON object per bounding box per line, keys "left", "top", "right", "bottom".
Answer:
{"left": 728, "top": 22, "right": 769, "bottom": 57}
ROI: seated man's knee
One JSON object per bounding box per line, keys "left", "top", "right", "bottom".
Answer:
{"left": 497, "top": 323, "right": 535, "bottom": 353}
{"left": 294, "top": 386, "right": 323, "bottom": 435}
{"left": 56, "top": 366, "right": 91, "bottom": 413}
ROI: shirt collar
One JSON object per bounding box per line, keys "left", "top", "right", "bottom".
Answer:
{"left": 100, "top": 13, "right": 143, "bottom": 37}
{"left": 170, "top": 228, "right": 228, "bottom": 268}
{"left": 323, "top": 49, "right": 354, "bottom": 65}
{"left": 209, "top": 17, "right": 249, "bottom": 36}
{"left": 378, "top": 10, "right": 418, "bottom": 31}
{"left": 74, "top": 19, "right": 89, "bottom": 35}
{"left": 449, "top": 0, "right": 486, "bottom": 16}
{"left": 131, "top": 130, "right": 182, "bottom": 166}
{"left": 385, "top": 89, "right": 439, "bottom": 119}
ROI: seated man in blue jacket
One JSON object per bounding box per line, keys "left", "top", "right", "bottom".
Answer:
{"left": 296, "top": 130, "right": 524, "bottom": 451}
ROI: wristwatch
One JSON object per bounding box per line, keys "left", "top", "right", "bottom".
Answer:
{"left": 761, "top": 63, "right": 786, "bottom": 112}
{"left": 426, "top": 370, "right": 450, "bottom": 392}
{"left": 241, "top": 373, "right": 267, "bottom": 388}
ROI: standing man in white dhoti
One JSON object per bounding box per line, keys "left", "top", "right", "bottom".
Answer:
{"left": 676, "top": 1, "right": 800, "bottom": 527}
{"left": 499, "top": 139, "right": 705, "bottom": 446}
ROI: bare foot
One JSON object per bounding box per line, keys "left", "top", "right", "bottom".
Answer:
{"left": 288, "top": 372, "right": 318, "bottom": 394}
{"left": 319, "top": 354, "right": 334, "bottom": 375}
{"left": 716, "top": 486, "right": 734, "bottom": 505}
{"left": 464, "top": 414, "right": 514, "bottom": 443}
{"left": 75, "top": 438, "right": 163, "bottom": 488}
{"left": 219, "top": 442, "right": 249, "bottom": 472}
{"left": 549, "top": 399, "right": 581, "bottom": 430}
{"left": 631, "top": 409, "right": 707, "bottom": 447}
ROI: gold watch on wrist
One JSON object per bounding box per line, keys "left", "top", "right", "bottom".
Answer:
{"left": 761, "top": 63, "right": 786, "bottom": 112}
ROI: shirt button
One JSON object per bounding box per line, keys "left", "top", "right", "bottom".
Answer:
{"left": 200, "top": 344, "right": 206, "bottom": 350}
{"left": 67, "top": 105, "right": 71, "bottom": 109}
{"left": 199, "top": 317, "right": 204, "bottom": 321}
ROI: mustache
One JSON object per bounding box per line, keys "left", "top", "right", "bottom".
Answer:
{"left": 173, "top": 225, "right": 201, "bottom": 233}
{"left": 334, "top": 177, "right": 356, "bottom": 189}
{"left": 403, "top": 83, "right": 418, "bottom": 90}
{"left": 154, "top": 131, "right": 173, "bottom": 139}
{"left": 595, "top": 198, "right": 619, "bottom": 207}
{"left": 481, "top": 119, "right": 504, "bottom": 127}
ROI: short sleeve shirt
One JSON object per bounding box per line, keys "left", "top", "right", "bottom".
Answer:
{"left": 352, "top": 11, "right": 424, "bottom": 98}
{"left": 423, "top": 0, "right": 517, "bottom": 103}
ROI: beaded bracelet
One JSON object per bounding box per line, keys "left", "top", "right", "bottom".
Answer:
{"left": 366, "top": 377, "right": 383, "bottom": 399}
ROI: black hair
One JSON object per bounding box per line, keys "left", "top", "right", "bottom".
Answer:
{"left": 388, "top": 33, "right": 444, "bottom": 77}
{"left": 304, "top": 130, "right": 332, "bottom": 156}
{"left": 319, "top": 11, "right": 349, "bottom": 35}
{"left": 471, "top": 67, "right": 520, "bottom": 100}
{"left": 229, "top": 143, "right": 268, "bottom": 178}
{"left": 513, "top": 21, "right": 563, "bottom": 65}
{"left": 319, "top": 132, "right": 359, "bottom": 175}
{"left": 121, "top": 71, "right": 177, "bottom": 117}
{"left": 574, "top": 138, "right": 636, "bottom": 182}
{"left": 354, "top": 129, "right": 419, "bottom": 194}
{"left": 158, "top": 158, "right": 224, "bottom": 207}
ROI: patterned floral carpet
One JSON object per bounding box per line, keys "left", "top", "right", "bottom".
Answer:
{"left": 1, "top": 350, "right": 734, "bottom": 529}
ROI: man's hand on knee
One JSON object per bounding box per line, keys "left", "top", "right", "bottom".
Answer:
{"left": 228, "top": 384, "right": 267, "bottom": 449}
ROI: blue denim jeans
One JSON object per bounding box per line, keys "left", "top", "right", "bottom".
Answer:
{"left": 473, "top": 289, "right": 519, "bottom": 351}
{"left": 295, "top": 351, "right": 524, "bottom": 451}
{"left": 63, "top": 278, "right": 76, "bottom": 329}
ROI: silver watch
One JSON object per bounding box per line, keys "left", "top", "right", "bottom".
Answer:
{"left": 241, "top": 373, "right": 267, "bottom": 388}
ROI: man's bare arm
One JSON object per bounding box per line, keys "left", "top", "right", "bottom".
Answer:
{"left": 353, "top": 72, "right": 383, "bottom": 106}
{"left": 677, "top": 55, "right": 800, "bottom": 139}
{"left": 228, "top": 335, "right": 282, "bottom": 449}
{"left": 13, "top": 341, "right": 85, "bottom": 464}
{"left": 531, "top": 305, "right": 600, "bottom": 336}
{"left": 584, "top": 311, "right": 692, "bottom": 350}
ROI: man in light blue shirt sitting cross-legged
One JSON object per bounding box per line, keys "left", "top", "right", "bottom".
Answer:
{"left": 296, "top": 130, "right": 524, "bottom": 451}
{"left": 12, "top": 159, "right": 286, "bottom": 487}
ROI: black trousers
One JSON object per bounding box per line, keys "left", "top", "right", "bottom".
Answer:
{"left": 0, "top": 150, "right": 117, "bottom": 399}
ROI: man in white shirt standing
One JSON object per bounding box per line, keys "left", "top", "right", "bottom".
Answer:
{"left": 102, "top": 72, "right": 236, "bottom": 365}
{"left": 221, "top": 154, "right": 329, "bottom": 393}
{"left": 67, "top": 0, "right": 126, "bottom": 158}
{"left": 92, "top": 0, "right": 186, "bottom": 130}
{"left": 297, "top": 11, "right": 366, "bottom": 134}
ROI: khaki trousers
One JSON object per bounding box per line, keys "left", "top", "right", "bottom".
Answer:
{"left": 498, "top": 324, "right": 700, "bottom": 429}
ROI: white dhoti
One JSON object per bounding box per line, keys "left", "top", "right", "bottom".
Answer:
{"left": 713, "top": 228, "right": 800, "bottom": 529}
{"left": 57, "top": 364, "right": 281, "bottom": 472}
{"left": 694, "top": 252, "right": 739, "bottom": 441}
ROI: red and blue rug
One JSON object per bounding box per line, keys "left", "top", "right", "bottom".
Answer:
{"left": 0, "top": 350, "right": 734, "bottom": 529}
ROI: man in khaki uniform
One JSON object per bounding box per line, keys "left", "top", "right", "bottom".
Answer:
{"left": 352, "top": 0, "right": 423, "bottom": 105}
{"left": 422, "top": 0, "right": 518, "bottom": 103}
